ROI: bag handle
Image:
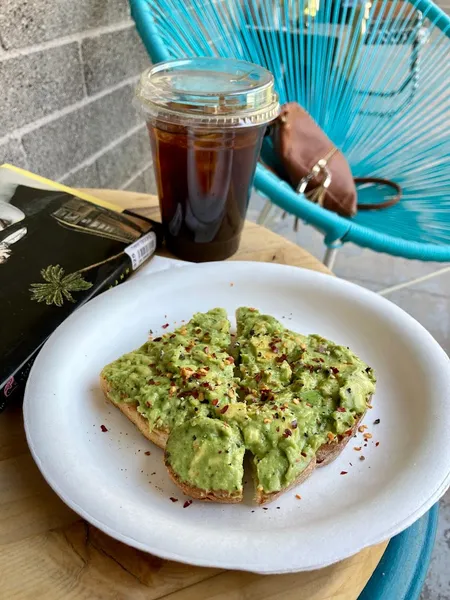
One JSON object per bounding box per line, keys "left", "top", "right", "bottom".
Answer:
{"left": 259, "top": 157, "right": 402, "bottom": 212}
{"left": 354, "top": 177, "right": 402, "bottom": 210}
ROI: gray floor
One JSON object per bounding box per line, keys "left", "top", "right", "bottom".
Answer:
{"left": 247, "top": 193, "right": 450, "bottom": 599}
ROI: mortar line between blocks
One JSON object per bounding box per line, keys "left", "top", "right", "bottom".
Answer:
{"left": 0, "top": 75, "right": 140, "bottom": 147}
{"left": 119, "top": 162, "right": 154, "bottom": 191}
{"left": 60, "top": 124, "right": 147, "bottom": 183}
{"left": 0, "top": 21, "right": 134, "bottom": 60}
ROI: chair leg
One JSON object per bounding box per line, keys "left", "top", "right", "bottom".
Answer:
{"left": 323, "top": 247, "right": 338, "bottom": 270}
{"left": 256, "top": 200, "right": 273, "bottom": 226}
{"left": 377, "top": 265, "right": 450, "bottom": 296}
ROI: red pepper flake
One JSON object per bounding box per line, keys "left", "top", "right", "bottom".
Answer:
{"left": 376, "top": 441, "right": 380, "bottom": 447}
{"left": 301, "top": 451, "right": 307, "bottom": 457}
{"left": 145, "top": 451, "right": 151, "bottom": 456}
{"left": 269, "top": 344, "right": 279, "bottom": 353}
{"left": 161, "top": 323, "right": 169, "bottom": 329}
{"left": 255, "top": 373, "right": 262, "bottom": 383}
{"left": 330, "top": 367, "right": 339, "bottom": 374}
{"left": 291, "top": 420, "right": 298, "bottom": 429}
{"left": 261, "top": 389, "right": 273, "bottom": 402}
{"left": 153, "top": 337, "right": 162, "bottom": 342}
{"left": 337, "top": 407, "right": 346, "bottom": 413}
{"left": 183, "top": 500, "right": 192, "bottom": 508}
{"left": 360, "top": 456, "right": 366, "bottom": 461}
{"left": 295, "top": 494, "right": 302, "bottom": 500}
{"left": 100, "top": 424, "right": 108, "bottom": 432}
{"left": 276, "top": 353, "right": 288, "bottom": 363}
{"left": 305, "top": 402, "right": 312, "bottom": 408}
{"left": 340, "top": 471, "right": 348, "bottom": 475}
{"left": 276, "top": 427, "right": 280, "bottom": 432}
{"left": 344, "top": 428, "right": 353, "bottom": 436}
{"left": 211, "top": 399, "right": 219, "bottom": 406}
{"left": 185, "top": 346, "right": 191, "bottom": 352}
{"left": 191, "top": 390, "right": 199, "bottom": 399}
{"left": 170, "top": 497, "right": 178, "bottom": 502}
{"left": 220, "top": 405, "right": 229, "bottom": 414}
{"left": 283, "top": 428, "right": 292, "bottom": 437}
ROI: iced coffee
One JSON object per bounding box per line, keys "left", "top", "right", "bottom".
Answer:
{"left": 136, "top": 58, "right": 279, "bottom": 261}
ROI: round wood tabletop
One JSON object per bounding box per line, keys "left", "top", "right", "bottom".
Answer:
{"left": 0, "top": 190, "right": 387, "bottom": 599}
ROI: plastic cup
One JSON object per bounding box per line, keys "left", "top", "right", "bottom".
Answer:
{"left": 135, "top": 58, "right": 279, "bottom": 262}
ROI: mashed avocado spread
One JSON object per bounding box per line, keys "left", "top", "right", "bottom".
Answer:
{"left": 102, "top": 308, "right": 376, "bottom": 495}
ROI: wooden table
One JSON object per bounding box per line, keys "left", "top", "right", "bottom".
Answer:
{"left": 0, "top": 190, "right": 387, "bottom": 599}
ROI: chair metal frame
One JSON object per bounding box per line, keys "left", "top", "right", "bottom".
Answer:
{"left": 129, "top": 0, "right": 450, "bottom": 271}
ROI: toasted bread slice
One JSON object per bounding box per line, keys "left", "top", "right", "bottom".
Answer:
{"left": 255, "top": 455, "right": 316, "bottom": 505}
{"left": 100, "top": 374, "right": 169, "bottom": 449}
{"left": 166, "top": 463, "right": 243, "bottom": 503}
{"left": 164, "top": 417, "right": 245, "bottom": 503}
{"left": 315, "top": 401, "right": 370, "bottom": 467}
{"left": 100, "top": 306, "right": 375, "bottom": 506}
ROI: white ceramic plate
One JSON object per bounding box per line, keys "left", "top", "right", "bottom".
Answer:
{"left": 24, "top": 261, "right": 450, "bottom": 574}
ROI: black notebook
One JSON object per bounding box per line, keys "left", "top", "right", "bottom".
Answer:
{"left": 0, "top": 165, "right": 162, "bottom": 409}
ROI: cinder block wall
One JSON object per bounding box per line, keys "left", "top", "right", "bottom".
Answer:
{"left": 0, "top": 0, "right": 156, "bottom": 194}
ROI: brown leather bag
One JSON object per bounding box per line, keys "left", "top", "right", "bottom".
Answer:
{"left": 272, "top": 103, "right": 357, "bottom": 217}
{"left": 271, "top": 102, "right": 401, "bottom": 217}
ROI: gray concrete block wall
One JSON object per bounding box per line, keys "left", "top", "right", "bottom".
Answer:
{"left": 0, "top": 0, "right": 156, "bottom": 196}
{"left": 82, "top": 27, "right": 150, "bottom": 95}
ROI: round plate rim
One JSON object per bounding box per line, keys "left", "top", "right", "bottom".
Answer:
{"left": 23, "top": 261, "right": 450, "bottom": 573}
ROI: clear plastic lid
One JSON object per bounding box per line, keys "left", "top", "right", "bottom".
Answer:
{"left": 135, "top": 57, "right": 279, "bottom": 128}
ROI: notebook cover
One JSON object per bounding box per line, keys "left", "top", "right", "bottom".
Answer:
{"left": 0, "top": 165, "right": 162, "bottom": 409}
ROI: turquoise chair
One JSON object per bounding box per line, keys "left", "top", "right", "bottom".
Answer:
{"left": 129, "top": 0, "right": 450, "bottom": 268}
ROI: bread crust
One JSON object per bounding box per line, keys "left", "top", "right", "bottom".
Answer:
{"left": 100, "top": 374, "right": 169, "bottom": 449}
{"left": 165, "top": 462, "right": 243, "bottom": 503}
{"left": 315, "top": 400, "right": 370, "bottom": 467}
{"left": 255, "top": 455, "right": 316, "bottom": 505}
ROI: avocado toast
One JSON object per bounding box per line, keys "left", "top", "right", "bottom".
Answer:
{"left": 101, "top": 308, "right": 236, "bottom": 448}
{"left": 101, "top": 307, "right": 376, "bottom": 505}
{"left": 233, "top": 308, "right": 375, "bottom": 503}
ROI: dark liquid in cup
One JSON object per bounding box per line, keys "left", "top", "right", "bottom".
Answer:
{"left": 148, "top": 122, "right": 265, "bottom": 262}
